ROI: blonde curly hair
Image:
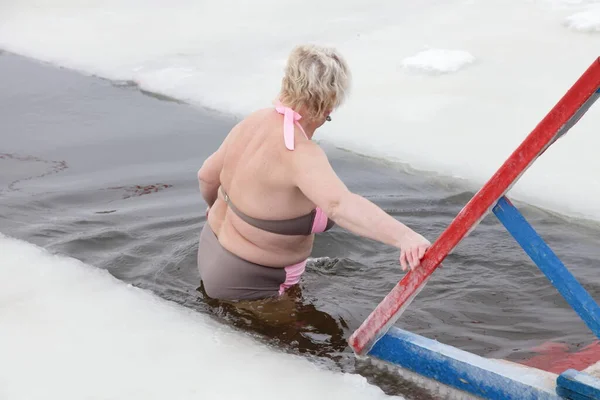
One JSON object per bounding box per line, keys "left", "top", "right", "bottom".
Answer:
{"left": 278, "top": 44, "right": 351, "bottom": 120}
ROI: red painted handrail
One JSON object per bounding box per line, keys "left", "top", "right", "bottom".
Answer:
{"left": 349, "top": 57, "right": 600, "bottom": 355}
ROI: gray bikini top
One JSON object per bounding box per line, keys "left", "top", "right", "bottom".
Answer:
{"left": 220, "top": 186, "right": 334, "bottom": 236}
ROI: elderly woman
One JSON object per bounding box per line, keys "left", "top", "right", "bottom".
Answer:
{"left": 197, "top": 44, "right": 431, "bottom": 301}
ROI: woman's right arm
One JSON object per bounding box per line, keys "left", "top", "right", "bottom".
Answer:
{"left": 291, "top": 141, "right": 431, "bottom": 271}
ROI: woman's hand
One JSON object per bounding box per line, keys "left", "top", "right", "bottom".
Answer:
{"left": 398, "top": 231, "right": 431, "bottom": 271}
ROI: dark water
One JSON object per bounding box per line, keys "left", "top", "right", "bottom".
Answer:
{"left": 2, "top": 53, "right": 600, "bottom": 399}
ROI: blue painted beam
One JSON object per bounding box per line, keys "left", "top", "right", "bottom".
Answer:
{"left": 557, "top": 369, "right": 600, "bottom": 399}
{"left": 493, "top": 196, "right": 600, "bottom": 339}
{"left": 367, "top": 327, "right": 560, "bottom": 399}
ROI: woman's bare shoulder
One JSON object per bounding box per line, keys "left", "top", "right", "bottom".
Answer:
{"left": 244, "top": 107, "right": 275, "bottom": 121}
{"left": 223, "top": 108, "right": 269, "bottom": 134}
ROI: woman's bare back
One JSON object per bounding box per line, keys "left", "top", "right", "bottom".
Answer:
{"left": 208, "top": 108, "right": 316, "bottom": 267}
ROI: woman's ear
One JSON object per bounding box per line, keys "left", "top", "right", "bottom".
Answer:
{"left": 326, "top": 109, "right": 333, "bottom": 121}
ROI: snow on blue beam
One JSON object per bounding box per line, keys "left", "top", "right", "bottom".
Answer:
{"left": 367, "top": 327, "right": 560, "bottom": 400}
{"left": 556, "top": 369, "right": 600, "bottom": 400}
{"left": 492, "top": 196, "right": 600, "bottom": 339}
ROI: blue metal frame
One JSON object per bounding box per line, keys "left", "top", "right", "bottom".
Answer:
{"left": 368, "top": 327, "right": 561, "bottom": 399}
{"left": 492, "top": 196, "right": 600, "bottom": 339}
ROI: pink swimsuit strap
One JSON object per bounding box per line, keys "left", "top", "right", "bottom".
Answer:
{"left": 278, "top": 259, "right": 307, "bottom": 295}
{"left": 274, "top": 102, "right": 307, "bottom": 150}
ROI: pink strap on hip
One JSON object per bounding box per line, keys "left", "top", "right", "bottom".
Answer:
{"left": 278, "top": 259, "right": 307, "bottom": 295}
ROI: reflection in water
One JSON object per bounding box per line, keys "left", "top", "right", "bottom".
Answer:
{"left": 195, "top": 281, "right": 470, "bottom": 400}
{"left": 196, "top": 283, "right": 349, "bottom": 359}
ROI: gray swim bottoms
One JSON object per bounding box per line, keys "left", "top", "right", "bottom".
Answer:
{"left": 197, "top": 224, "right": 306, "bottom": 301}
